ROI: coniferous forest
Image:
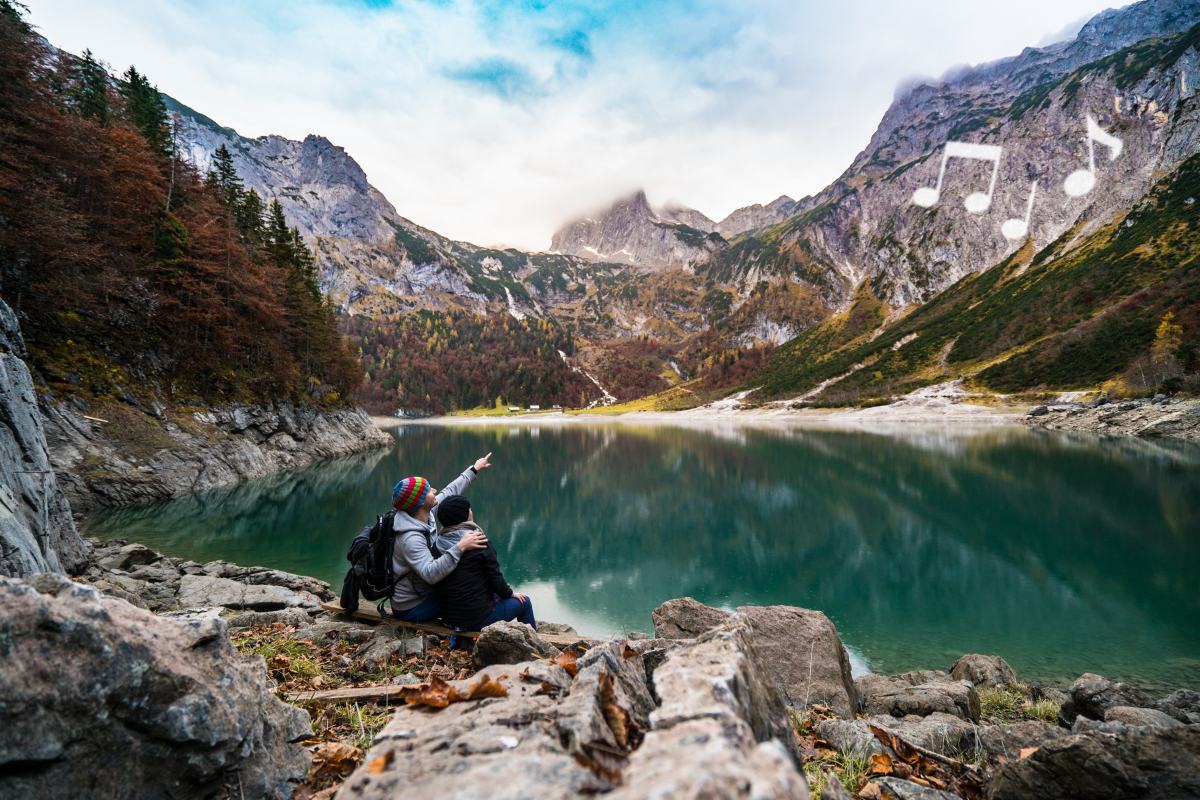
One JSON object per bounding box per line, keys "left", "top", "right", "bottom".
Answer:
{"left": 0, "top": 1, "right": 360, "bottom": 406}
{"left": 341, "top": 312, "right": 598, "bottom": 414}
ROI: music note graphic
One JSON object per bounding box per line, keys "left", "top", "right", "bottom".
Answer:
{"left": 1063, "top": 115, "right": 1123, "bottom": 197}
{"left": 1001, "top": 181, "right": 1037, "bottom": 241}
{"left": 911, "top": 141, "right": 1003, "bottom": 214}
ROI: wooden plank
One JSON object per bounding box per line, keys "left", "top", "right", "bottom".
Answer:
{"left": 288, "top": 684, "right": 410, "bottom": 705}
{"left": 319, "top": 600, "right": 595, "bottom": 647}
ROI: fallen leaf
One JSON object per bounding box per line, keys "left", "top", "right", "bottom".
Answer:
{"left": 366, "top": 749, "right": 394, "bottom": 775}
{"left": 553, "top": 650, "right": 579, "bottom": 677}
{"left": 311, "top": 741, "right": 363, "bottom": 776}
{"left": 463, "top": 674, "right": 509, "bottom": 700}
{"left": 856, "top": 782, "right": 882, "bottom": 799}
{"left": 868, "top": 753, "right": 893, "bottom": 775}
{"left": 398, "top": 675, "right": 454, "bottom": 708}
{"left": 1019, "top": 746, "right": 1039, "bottom": 759}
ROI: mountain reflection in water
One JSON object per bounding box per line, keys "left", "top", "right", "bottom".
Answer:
{"left": 85, "top": 423, "right": 1200, "bottom": 689}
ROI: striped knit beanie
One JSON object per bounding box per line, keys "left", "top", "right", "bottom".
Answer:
{"left": 392, "top": 476, "right": 430, "bottom": 513}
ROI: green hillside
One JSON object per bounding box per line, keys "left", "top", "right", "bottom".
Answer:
{"left": 748, "top": 153, "right": 1200, "bottom": 404}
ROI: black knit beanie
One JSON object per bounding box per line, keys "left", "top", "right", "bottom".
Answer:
{"left": 436, "top": 494, "right": 471, "bottom": 528}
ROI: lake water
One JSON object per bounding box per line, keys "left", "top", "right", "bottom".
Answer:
{"left": 84, "top": 422, "right": 1200, "bottom": 690}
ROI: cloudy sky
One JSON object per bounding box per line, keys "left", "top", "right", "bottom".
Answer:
{"left": 31, "top": 0, "right": 1117, "bottom": 250}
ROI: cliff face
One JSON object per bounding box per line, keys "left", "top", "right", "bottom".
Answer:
{"left": 711, "top": 0, "right": 1200, "bottom": 307}
{"left": 549, "top": 190, "right": 725, "bottom": 269}
{"left": 169, "top": 101, "right": 628, "bottom": 321}
{"left": 0, "top": 299, "right": 90, "bottom": 577}
{"left": 43, "top": 399, "right": 392, "bottom": 511}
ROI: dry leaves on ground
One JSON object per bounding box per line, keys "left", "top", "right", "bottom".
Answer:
{"left": 396, "top": 673, "right": 511, "bottom": 708}
{"left": 867, "top": 723, "right": 986, "bottom": 800}
{"left": 310, "top": 741, "right": 363, "bottom": 779}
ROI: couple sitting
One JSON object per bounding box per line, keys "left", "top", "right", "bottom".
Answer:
{"left": 387, "top": 452, "right": 535, "bottom": 632}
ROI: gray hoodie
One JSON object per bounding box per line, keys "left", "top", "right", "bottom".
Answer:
{"left": 389, "top": 467, "right": 476, "bottom": 611}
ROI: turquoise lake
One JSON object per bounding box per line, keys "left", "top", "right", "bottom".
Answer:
{"left": 84, "top": 422, "right": 1200, "bottom": 690}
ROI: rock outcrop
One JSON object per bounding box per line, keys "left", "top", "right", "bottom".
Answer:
{"left": 80, "top": 537, "right": 335, "bottom": 613}
{"left": 650, "top": 595, "right": 733, "bottom": 638}
{"left": 44, "top": 398, "right": 391, "bottom": 510}
{"left": 0, "top": 298, "right": 90, "bottom": 577}
{"left": 549, "top": 190, "right": 724, "bottom": 269}
{"left": 651, "top": 597, "right": 859, "bottom": 718}
{"left": 0, "top": 573, "right": 310, "bottom": 800}
{"left": 336, "top": 617, "right": 809, "bottom": 799}
{"left": 472, "top": 619, "right": 561, "bottom": 666}
{"left": 856, "top": 672, "right": 981, "bottom": 721}
{"left": 986, "top": 725, "right": 1200, "bottom": 800}
{"left": 949, "top": 653, "right": 1020, "bottom": 688}
{"left": 1023, "top": 397, "right": 1200, "bottom": 440}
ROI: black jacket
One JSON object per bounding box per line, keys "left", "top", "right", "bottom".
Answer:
{"left": 433, "top": 526, "right": 512, "bottom": 629}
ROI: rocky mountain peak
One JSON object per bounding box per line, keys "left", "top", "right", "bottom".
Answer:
{"left": 549, "top": 190, "right": 721, "bottom": 268}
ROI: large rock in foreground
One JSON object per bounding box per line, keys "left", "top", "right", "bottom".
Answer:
{"left": 0, "top": 298, "right": 90, "bottom": 577}
{"left": 0, "top": 574, "right": 310, "bottom": 799}
{"left": 651, "top": 597, "right": 858, "bottom": 718}
{"left": 987, "top": 724, "right": 1200, "bottom": 800}
{"left": 338, "top": 619, "right": 809, "bottom": 799}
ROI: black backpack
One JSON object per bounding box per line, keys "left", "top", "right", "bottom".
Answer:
{"left": 339, "top": 511, "right": 398, "bottom": 613}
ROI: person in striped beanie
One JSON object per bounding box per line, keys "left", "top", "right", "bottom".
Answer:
{"left": 388, "top": 452, "right": 493, "bottom": 623}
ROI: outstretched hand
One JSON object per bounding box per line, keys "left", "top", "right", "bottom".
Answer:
{"left": 474, "top": 452, "right": 493, "bottom": 472}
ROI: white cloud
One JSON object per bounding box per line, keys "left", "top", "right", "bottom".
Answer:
{"left": 29, "top": 0, "right": 1116, "bottom": 250}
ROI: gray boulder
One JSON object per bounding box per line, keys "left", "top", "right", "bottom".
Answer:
{"left": 987, "top": 725, "right": 1200, "bottom": 800}
{"left": 473, "top": 620, "right": 560, "bottom": 666}
{"left": 226, "top": 607, "right": 315, "bottom": 629}
{"left": 176, "top": 573, "right": 321, "bottom": 611}
{"left": 651, "top": 598, "right": 858, "bottom": 719}
{"left": 1156, "top": 689, "right": 1200, "bottom": 724}
{"left": 352, "top": 635, "right": 425, "bottom": 672}
{"left": 650, "top": 596, "right": 732, "bottom": 638}
{"left": 338, "top": 617, "right": 810, "bottom": 800}
{"left": 1058, "top": 673, "right": 1153, "bottom": 725}
{"left": 856, "top": 673, "right": 981, "bottom": 721}
{"left": 976, "top": 720, "right": 1066, "bottom": 763}
{"left": 611, "top": 618, "right": 808, "bottom": 799}
{"left": 949, "top": 653, "right": 1020, "bottom": 688}
{"left": 0, "top": 574, "right": 309, "bottom": 799}
{"left": 1104, "top": 705, "right": 1184, "bottom": 729}
{"left": 873, "top": 776, "right": 960, "bottom": 799}
{"left": 335, "top": 660, "right": 605, "bottom": 800}
{"left": 737, "top": 605, "right": 859, "bottom": 719}
{"left": 95, "top": 541, "right": 162, "bottom": 572}
{"left": 817, "top": 712, "right": 976, "bottom": 760}
{"left": 0, "top": 298, "right": 90, "bottom": 578}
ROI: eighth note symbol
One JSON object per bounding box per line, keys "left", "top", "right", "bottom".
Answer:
{"left": 911, "top": 141, "right": 1003, "bottom": 214}
{"left": 1001, "top": 181, "right": 1038, "bottom": 241}
{"left": 1063, "top": 114, "right": 1123, "bottom": 197}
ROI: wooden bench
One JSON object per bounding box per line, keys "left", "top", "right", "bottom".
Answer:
{"left": 318, "top": 600, "right": 592, "bottom": 648}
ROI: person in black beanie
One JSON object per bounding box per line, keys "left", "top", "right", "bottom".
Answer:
{"left": 433, "top": 495, "right": 535, "bottom": 631}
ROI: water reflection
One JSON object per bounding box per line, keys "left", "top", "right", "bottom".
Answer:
{"left": 86, "top": 423, "right": 1200, "bottom": 689}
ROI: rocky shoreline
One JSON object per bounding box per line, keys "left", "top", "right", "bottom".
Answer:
{"left": 43, "top": 399, "right": 392, "bottom": 511}
{"left": 1022, "top": 396, "right": 1200, "bottom": 440}
{"left": 2, "top": 538, "right": 1195, "bottom": 800}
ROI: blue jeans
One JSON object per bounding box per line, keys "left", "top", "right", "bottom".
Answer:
{"left": 479, "top": 596, "right": 536, "bottom": 630}
{"left": 393, "top": 594, "right": 442, "bottom": 623}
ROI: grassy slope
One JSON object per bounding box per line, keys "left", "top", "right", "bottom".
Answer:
{"left": 748, "top": 153, "right": 1200, "bottom": 403}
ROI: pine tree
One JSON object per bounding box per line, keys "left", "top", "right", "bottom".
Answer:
{"left": 120, "top": 65, "right": 171, "bottom": 157}
{"left": 265, "top": 199, "right": 293, "bottom": 264}
{"left": 208, "top": 144, "right": 242, "bottom": 206}
{"left": 235, "top": 188, "right": 266, "bottom": 252}
{"left": 290, "top": 227, "right": 320, "bottom": 299}
{"left": 70, "top": 49, "right": 110, "bottom": 125}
